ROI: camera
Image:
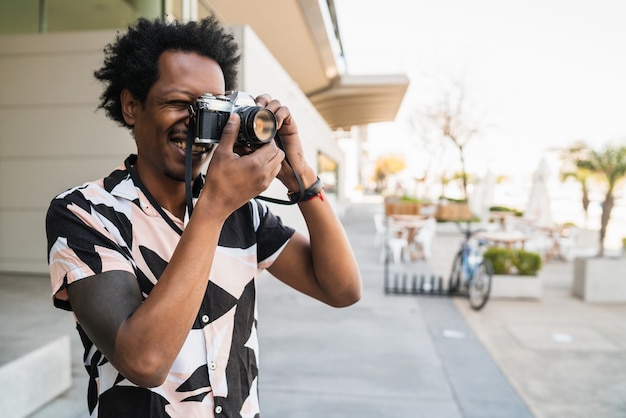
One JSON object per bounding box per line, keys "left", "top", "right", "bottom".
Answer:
{"left": 190, "top": 91, "right": 277, "bottom": 147}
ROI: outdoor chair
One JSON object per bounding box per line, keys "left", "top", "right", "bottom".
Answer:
{"left": 412, "top": 216, "right": 437, "bottom": 260}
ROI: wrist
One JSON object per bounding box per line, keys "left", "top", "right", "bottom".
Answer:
{"left": 283, "top": 164, "right": 316, "bottom": 191}
{"left": 287, "top": 176, "right": 325, "bottom": 203}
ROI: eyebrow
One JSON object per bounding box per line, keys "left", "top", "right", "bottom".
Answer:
{"left": 160, "top": 89, "right": 197, "bottom": 98}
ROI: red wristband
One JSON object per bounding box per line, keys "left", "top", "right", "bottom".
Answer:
{"left": 287, "top": 177, "right": 324, "bottom": 203}
{"left": 306, "top": 189, "right": 325, "bottom": 202}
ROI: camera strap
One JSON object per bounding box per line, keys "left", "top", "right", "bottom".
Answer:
{"left": 255, "top": 132, "right": 304, "bottom": 205}
{"left": 185, "top": 126, "right": 195, "bottom": 222}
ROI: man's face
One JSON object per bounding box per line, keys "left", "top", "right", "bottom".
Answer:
{"left": 127, "top": 50, "right": 226, "bottom": 183}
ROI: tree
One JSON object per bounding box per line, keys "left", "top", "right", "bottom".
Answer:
{"left": 372, "top": 154, "right": 407, "bottom": 193}
{"left": 574, "top": 143, "right": 626, "bottom": 257}
{"left": 424, "top": 81, "right": 481, "bottom": 200}
{"left": 407, "top": 119, "right": 446, "bottom": 201}
{"left": 560, "top": 142, "right": 592, "bottom": 228}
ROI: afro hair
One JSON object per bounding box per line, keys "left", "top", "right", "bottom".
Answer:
{"left": 94, "top": 17, "right": 241, "bottom": 128}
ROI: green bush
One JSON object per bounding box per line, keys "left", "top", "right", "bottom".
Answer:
{"left": 513, "top": 250, "right": 542, "bottom": 276}
{"left": 440, "top": 196, "right": 468, "bottom": 204}
{"left": 399, "top": 196, "right": 429, "bottom": 203}
{"left": 483, "top": 248, "right": 542, "bottom": 276}
{"left": 483, "top": 247, "right": 514, "bottom": 274}
{"left": 488, "top": 206, "right": 524, "bottom": 217}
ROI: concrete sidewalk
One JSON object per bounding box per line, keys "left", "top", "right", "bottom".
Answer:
{"left": 2, "top": 199, "right": 626, "bottom": 417}
{"left": 257, "top": 200, "right": 531, "bottom": 418}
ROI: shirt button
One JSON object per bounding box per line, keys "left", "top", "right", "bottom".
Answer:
{"left": 215, "top": 405, "right": 223, "bottom": 414}
{"left": 201, "top": 315, "right": 209, "bottom": 323}
{"left": 209, "top": 361, "right": 216, "bottom": 370}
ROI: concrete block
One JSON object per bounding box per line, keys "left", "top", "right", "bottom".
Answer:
{"left": 0, "top": 336, "right": 71, "bottom": 418}
{"left": 573, "top": 257, "right": 626, "bottom": 302}
{"left": 491, "top": 274, "right": 543, "bottom": 299}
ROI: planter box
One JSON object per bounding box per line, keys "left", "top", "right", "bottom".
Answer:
{"left": 491, "top": 274, "right": 543, "bottom": 299}
{"left": 435, "top": 203, "right": 472, "bottom": 221}
{"left": 384, "top": 198, "right": 424, "bottom": 216}
{"left": 573, "top": 257, "right": 626, "bottom": 302}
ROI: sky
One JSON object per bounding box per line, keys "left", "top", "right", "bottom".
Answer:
{"left": 333, "top": 0, "right": 626, "bottom": 179}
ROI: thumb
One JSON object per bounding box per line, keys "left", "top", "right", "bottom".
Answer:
{"left": 215, "top": 113, "right": 240, "bottom": 152}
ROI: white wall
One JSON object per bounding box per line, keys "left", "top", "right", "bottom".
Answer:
{"left": 0, "top": 25, "right": 347, "bottom": 273}
{"left": 0, "top": 31, "right": 136, "bottom": 274}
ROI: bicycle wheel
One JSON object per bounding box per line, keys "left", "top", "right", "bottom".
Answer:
{"left": 468, "top": 259, "right": 493, "bottom": 310}
{"left": 448, "top": 251, "right": 463, "bottom": 293}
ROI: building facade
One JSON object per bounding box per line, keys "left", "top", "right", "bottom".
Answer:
{"left": 0, "top": 0, "right": 408, "bottom": 274}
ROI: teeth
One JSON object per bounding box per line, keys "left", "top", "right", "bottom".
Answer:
{"left": 172, "top": 140, "right": 208, "bottom": 154}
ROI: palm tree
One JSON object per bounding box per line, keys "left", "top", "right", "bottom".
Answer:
{"left": 575, "top": 143, "right": 626, "bottom": 256}
{"left": 560, "top": 142, "right": 592, "bottom": 228}
{"left": 561, "top": 169, "right": 591, "bottom": 228}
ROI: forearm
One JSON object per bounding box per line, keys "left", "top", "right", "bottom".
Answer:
{"left": 114, "top": 210, "right": 224, "bottom": 386}
{"left": 297, "top": 194, "right": 362, "bottom": 307}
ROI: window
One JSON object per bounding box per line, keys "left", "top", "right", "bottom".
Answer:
{"left": 0, "top": 0, "right": 162, "bottom": 34}
{"left": 317, "top": 151, "right": 338, "bottom": 196}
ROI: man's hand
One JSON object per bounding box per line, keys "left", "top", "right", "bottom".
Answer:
{"left": 199, "top": 112, "right": 284, "bottom": 219}
{"left": 254, "top": 94, "right": 318, "bottom": 192}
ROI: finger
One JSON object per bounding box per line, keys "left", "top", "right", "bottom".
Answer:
{"left": 272, "top": 111, "right": 297, "bottom": 137}
{"left": 263, "top": 148, "right": 285, "bottom": 183}
{"left": 241, "top": 143, "right": 282, "bottom": 177}
{"left": 263, "top": 99, "right": 282, "bottom": 114}
{"left": 254, "top": 94, "right": 272, "bottom": 107}
{"left": 214, "top": 113, "right": 240, "bottom": 154}
{"left": 265, "top": 148, "right": 285, "bottom": 166}
{"left": 270, "top": 156, "right": 284, "bottom": 178}
{"left": 272, "top": 104, "right": 290, "bottom": 119}
{"left": 248, "top": 140, "right": 280, "bottom": 164}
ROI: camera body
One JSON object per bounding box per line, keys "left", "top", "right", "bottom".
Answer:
{"left": 191, "top": 91, "right": 277, "bottom": 147}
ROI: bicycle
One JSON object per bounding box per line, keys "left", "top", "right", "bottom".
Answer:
{"left": 448, "top": 222, "right": 493, "bottom": 310}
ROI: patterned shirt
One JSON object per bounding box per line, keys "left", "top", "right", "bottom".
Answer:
{"left": 46, "top": 155, "right": 295, "bottom": 418}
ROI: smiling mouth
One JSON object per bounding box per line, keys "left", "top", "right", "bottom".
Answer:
{"left": 171, "top": 139, "right": 213, "bottom": 154}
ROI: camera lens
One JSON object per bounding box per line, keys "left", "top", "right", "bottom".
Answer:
{"left": 237, "top": 107, "right": 277, "bottom": 145}
{"left": 252, "top": 109, "right": 276, "bottom": 142}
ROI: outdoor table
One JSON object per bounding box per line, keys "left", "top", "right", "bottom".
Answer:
{"left": 477, "top": 231, "right": 529, "bottom": 249}
{"left": 389, "top": 215, "right": 428, "bottom": 242}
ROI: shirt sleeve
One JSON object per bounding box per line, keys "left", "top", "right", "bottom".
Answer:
{"left": 46, "top": 190, "right": 134, "bottom": 311}
{"left": 252, "top": 199, "right": 295, "bottom": 269}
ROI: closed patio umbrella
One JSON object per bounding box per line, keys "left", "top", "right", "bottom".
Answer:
{"left": 470, "top": 169, "right": 496, "bottom": 222}
{"left": 524, "top": 158, "right": 553, "bottom": 227}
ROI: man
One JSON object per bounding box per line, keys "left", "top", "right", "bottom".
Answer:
{"left": 46, "top": 17, "right": 361, "bottom": 417}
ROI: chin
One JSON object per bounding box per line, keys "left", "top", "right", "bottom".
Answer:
{"left": 168, "top": 163, "right": 206, "bottom": 182}
{"left": 164, "top": 171, "right": 187, "bottom": 182}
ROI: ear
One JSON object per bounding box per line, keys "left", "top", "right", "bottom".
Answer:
{"left": 120, "top": 89, "right": 137, "bottom": 126}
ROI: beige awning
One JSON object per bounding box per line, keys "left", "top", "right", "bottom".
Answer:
{"left": 205, "top": 0, "right": 409, "bottom": 129}
{"left": 308, "top": 74, "right": 410, "bottom": 130}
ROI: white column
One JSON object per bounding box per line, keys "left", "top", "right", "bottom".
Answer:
{"left": 182, "top": 0, "right": 198, "bottom": 21}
